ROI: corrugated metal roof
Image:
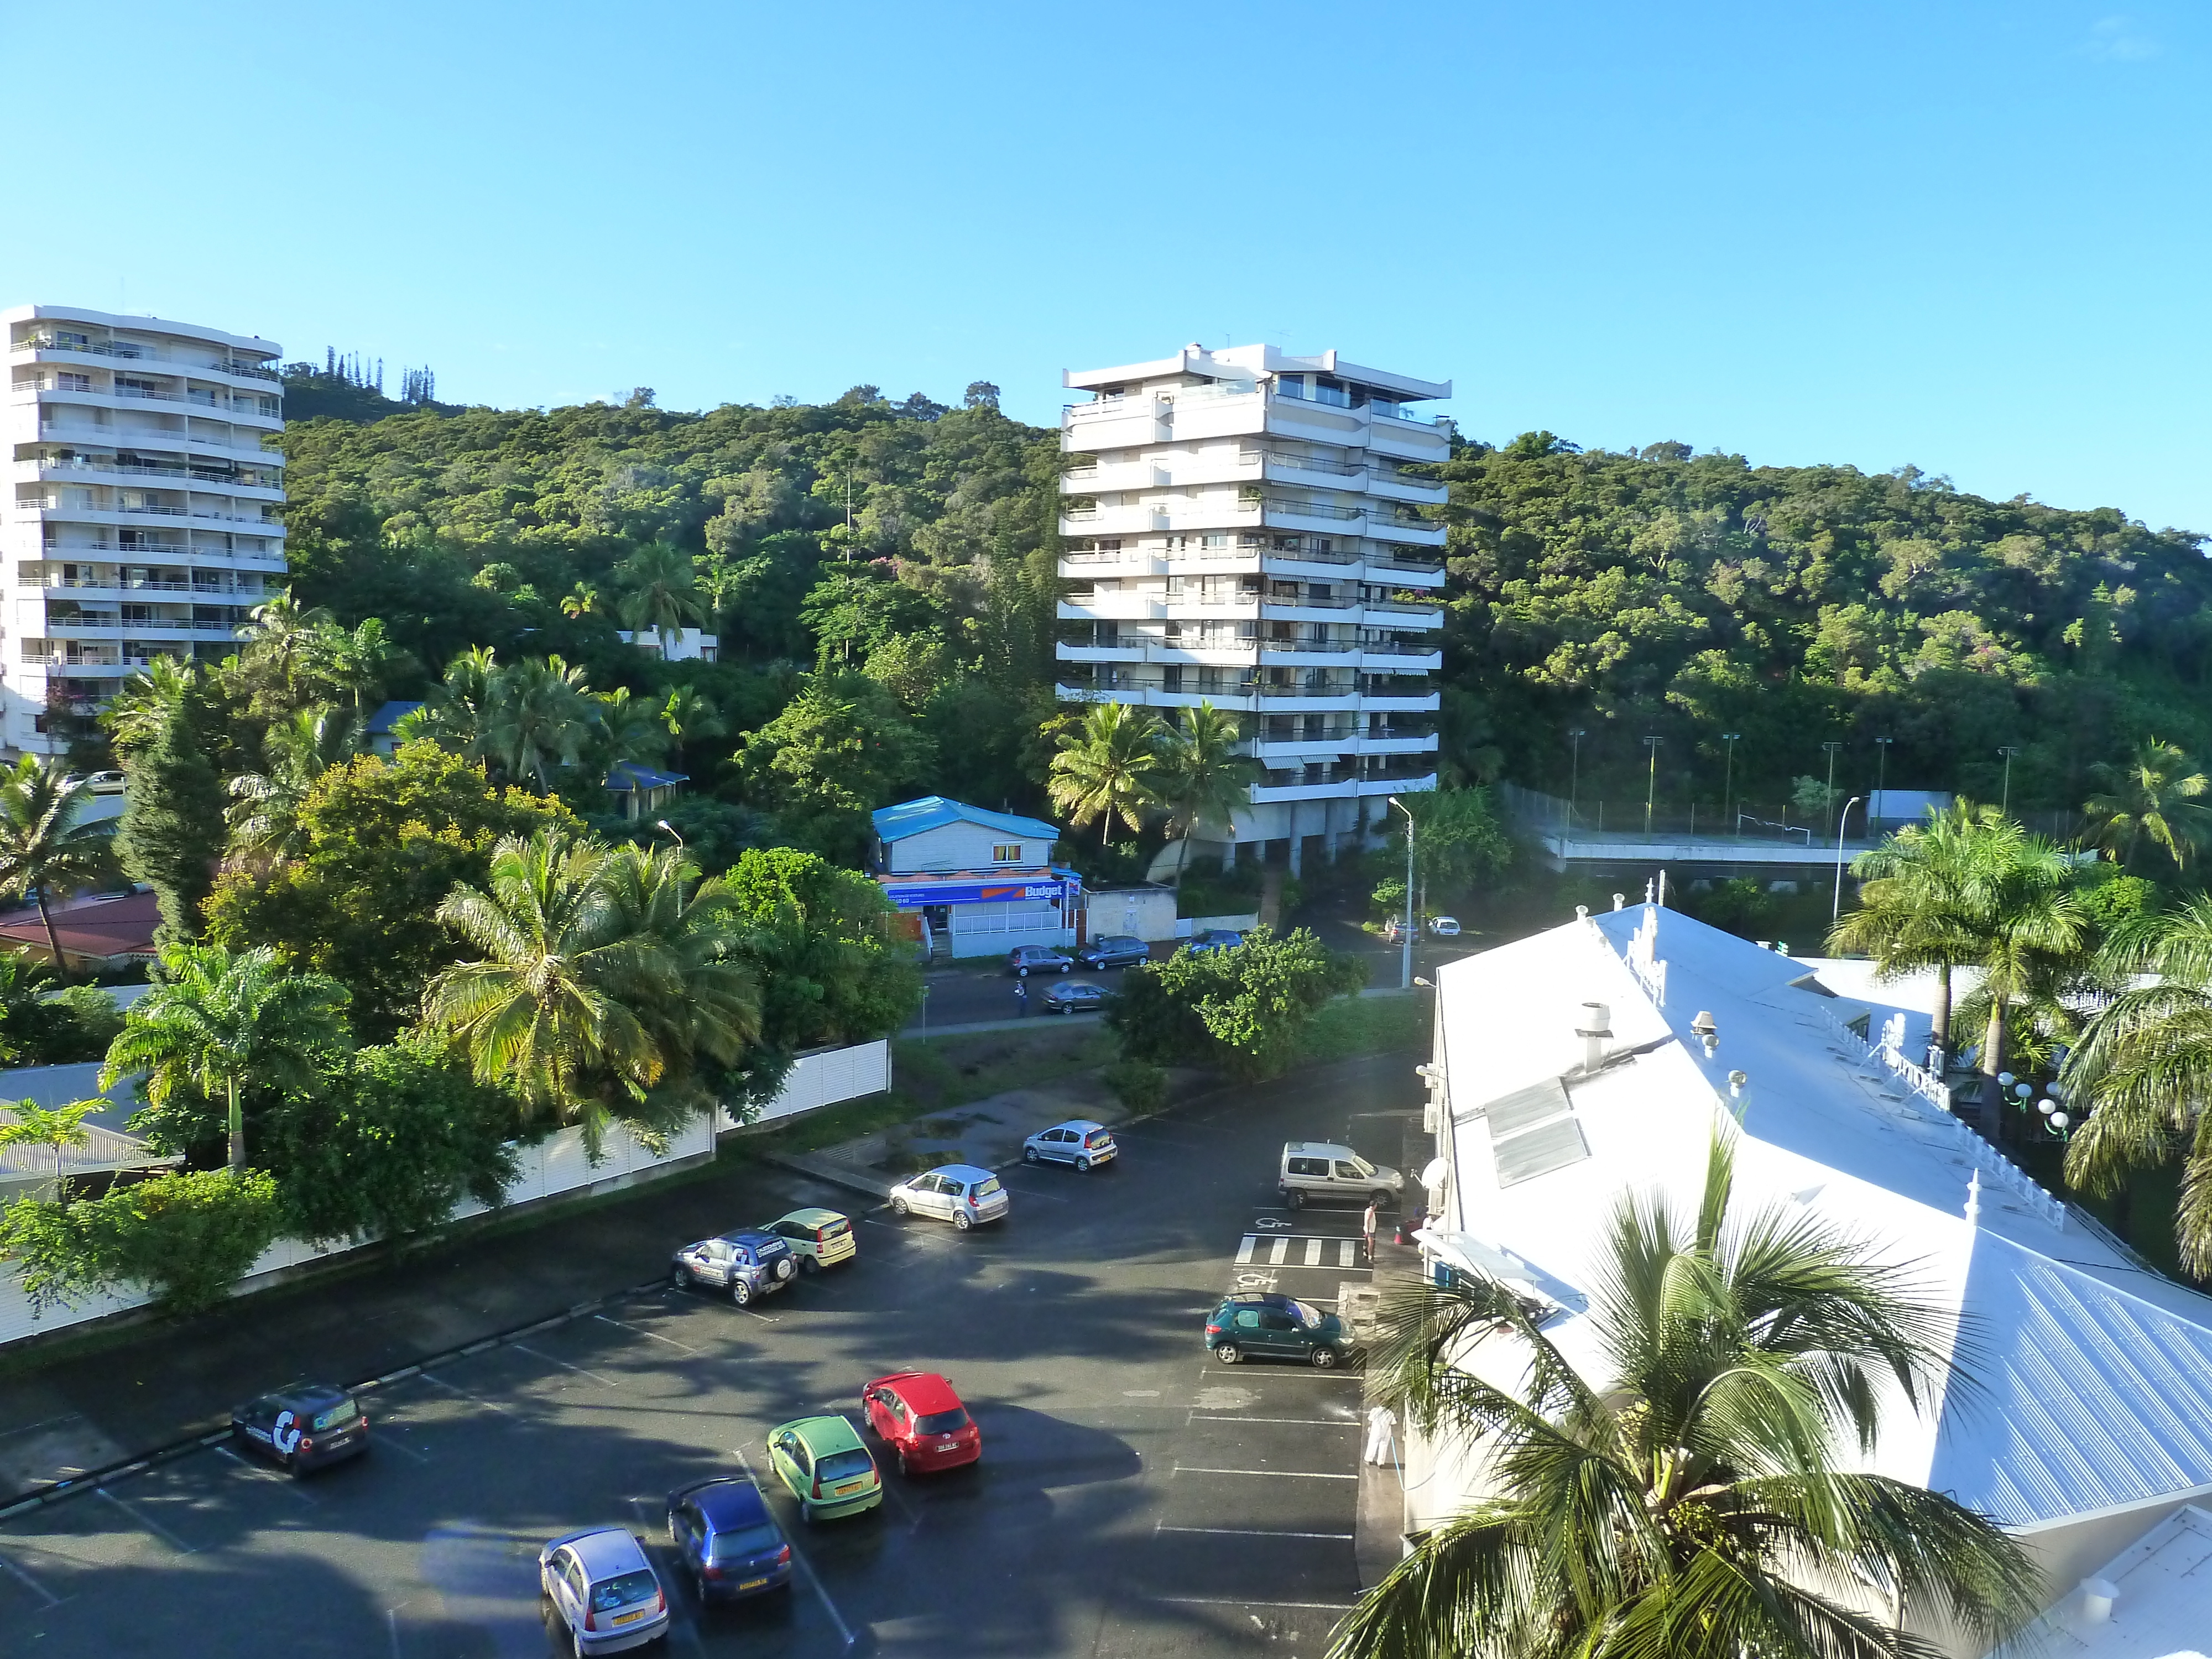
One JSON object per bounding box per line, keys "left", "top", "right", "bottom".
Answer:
{"left": 870, "top": 796, "right": 1060, "bottom": 843}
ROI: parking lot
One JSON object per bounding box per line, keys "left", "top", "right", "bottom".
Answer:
{"left": 0, "top": 1062, "right": 1412, "bottom": 1658}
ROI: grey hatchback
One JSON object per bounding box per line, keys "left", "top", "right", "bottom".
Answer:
{"left": 539, "top": 1526, "right": 669, "bottom": 1653}
{"left": 1077, "top": 933, "right": 1149, "bottom": 969}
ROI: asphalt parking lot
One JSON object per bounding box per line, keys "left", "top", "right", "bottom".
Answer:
{"left": 0, "top": 1061, "right": 1415, "bottom": 1658}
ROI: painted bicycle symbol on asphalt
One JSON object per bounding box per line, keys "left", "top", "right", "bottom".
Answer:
{"left": 1253, "top": 1217, "right": 1292, "bottom": 1231}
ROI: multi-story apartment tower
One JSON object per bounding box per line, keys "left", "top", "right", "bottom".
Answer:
{"left": 1056, "top": 344, "right": 1449, "bottom": 872}
{"left": 3, "top": 305, "right": 286, "bottom": 756}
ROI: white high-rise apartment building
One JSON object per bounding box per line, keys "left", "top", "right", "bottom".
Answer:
{"left": 1057, "top": 344, "right": 1449, "bottom": 872}
{"left": 3, "top": 305, "right": 286, "bottom": 756}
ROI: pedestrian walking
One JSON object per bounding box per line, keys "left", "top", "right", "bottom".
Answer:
{"left": 1014, "top": 980, "right": 1029, "bottom": 1019}
{"left": 1363, "top": 1402, "right": 1396, "bottom": 1466}
{"left": 1363, "top": 1198, "right": 1379, "bottom": 1261}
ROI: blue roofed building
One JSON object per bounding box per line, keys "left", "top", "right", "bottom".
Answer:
{"left": 604, "top": 760, "right": 688, "bottom": 821}
{"left": 869, "top": 797, "right": 1079, "bottom": 959}
{"left": 1410, "top": 900, "right": 2212, "bottom": 1651}
{"left": 364, "top": 699, "right": 425, "bottom": 757}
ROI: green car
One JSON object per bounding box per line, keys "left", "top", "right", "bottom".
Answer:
{"left": 1206, "top": 1292, "right": 1354, "bottom": 1369}
{"left": 766, "top": 1415, "right": 882, "bottom": 1522}
{"left": 761, "top": 1208, "right": 857, "bottom": 1273}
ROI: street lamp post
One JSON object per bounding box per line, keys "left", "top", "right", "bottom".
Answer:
{"left": 1642, "top": 736, "right": 1661, "bottom": 834}
{"left": 1998, "top": 746, "right": 2021, "bottom": 817}
{"left": 1389, "top": 796, "right": 1415, "bottom": 991}
{"left": 1568, "top": 728, "right": 1587, "bottom": 826}
{"left": 1874, "top": 736, "right": 1892, "bottom": 808}
{"left": 1820, "top": 741, "right": 1843, "bottom": 837}
{"left": 1721, "top": 733, "right": 1740, "bottom": 832}
{"left": 1832, "top": 795, "right": 1863, "bottom": 925}
{"left": 654, "top": 818, "right": 685, "bottom": 851}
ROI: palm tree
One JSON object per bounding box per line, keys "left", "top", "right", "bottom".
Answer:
{"left": 595, "top": 685, "right": 666, "bottom": 766}
{"left": 231, "top": 588, "right": 338, "bottom": 716}
{"left": 1153, "top": 701, "right": 1260, "bottom": 881}
{"left": 561, "top": 581, "right": 601, "bottom": 620}
{"left": 400, "top": 644, "right": 499, "bottom": 758}
{"left": 226, "top": 705, "right": 363, "bottom": 857}
{"left": 1047, "top": 702, "right": 1164, "bottom": 848}
{"left": 483, "top": 655, "right": 601, "bottom": 791}
{"left": 1335, "top": 1130, "right": 2037, "bottom": 1659}
{"left": 309, "top": 616, "right": 404, "bottom": 713}
{"left": 101, "top": 655, "right": 196, "bottom": 754}
{"left": 0, "top": 1098, "right": 101, "bottom": 1202}
{"left": 2063, "top": 898, "right": 2212, "bottom": 1272}
{"left": 2085, "top": 738, "right": 2212, "bottom": 874}
{"left": 0, "top": 758, "right": 116, "bottom": 974}
{"left": 102, "top": 942, "right": 351, "bottom": 1171}
{"left": 660, "top": 687, "right": 726, "bottom": 773}
{"left": 615, "top": 541, "right": 707, "bottom": 655}
{"left": 590, "top": 841, "right": 760, "bottom": 1099}
{"left": 1829, "top": 800, "right": 1999, "bottom": 1057}
{"left": 1952, "top": 826, "right": 2089, "bottom": 1139}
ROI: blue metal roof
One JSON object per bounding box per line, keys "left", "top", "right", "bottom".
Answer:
{"left": 605, "top": 761, "right": 690, "bottom": 792}
{"left": 870, "top": 796, "right": 1059, "bottom": 844}
{"left": 365, "top": 699, "right": 424, "bottom": 734}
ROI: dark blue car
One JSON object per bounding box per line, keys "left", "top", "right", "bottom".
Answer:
{"left": 666, "top": 1477, "right": 794, "bottom": 1601}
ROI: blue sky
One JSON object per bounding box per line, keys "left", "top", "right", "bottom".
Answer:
{"left": 5, "top": 2, "right": 2206, "bottom": 530}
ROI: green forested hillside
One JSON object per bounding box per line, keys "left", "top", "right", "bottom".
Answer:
{"left": 1439, "top": 435, "right": 2212, "bottom": 817}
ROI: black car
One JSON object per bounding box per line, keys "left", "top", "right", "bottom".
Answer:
{"left": 231, "top": 1382, "right": 370, "bottom": 1474}
{"left": 1077, "top": 934, "right": 1150, "bottom": 969}
{"left": 666, "top": 1476, "right": 794, "bottom": 1600}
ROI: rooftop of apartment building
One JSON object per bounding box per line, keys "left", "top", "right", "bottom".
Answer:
{"left": 4, "top": 303, "right": 281, "bottom": 362}
{"left": 1063, "top": 342, "right": 1451, "bottom": 404}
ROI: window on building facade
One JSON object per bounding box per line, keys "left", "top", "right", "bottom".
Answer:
{"left": 992, "top": 843, "right": 1022, "bottom": 863}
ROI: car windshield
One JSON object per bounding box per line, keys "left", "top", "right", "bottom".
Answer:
{"left": 1347, "top": 1154, "right": 1376, "bottom": 1176}
{"left": 914, "top": 1407, "right": 969, "bottom": 1436}
{"left": 817, "top": 1219, "right": 849, "bottom": 1240}
{"left": 309, "top": 1399, "right": 359, "bottom": 1431}
{"left": 709, "top": 1522, "right": 782, "bottom": 1561}
{"left": 973, "top": 1176, "right": 1002, "bottom": 1197}
{"left": 816, "top": 1448, "right": 874, "bottom": 1483}
{"left": 589, "top": 1570, "right": 658, "bottom": 1611}
{"left": 1291, "top": 1301, "right": 1327, "bottom": 1328}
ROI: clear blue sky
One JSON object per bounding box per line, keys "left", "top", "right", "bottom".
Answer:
{"left": 6, "top": 2, "right": 2206, "bottom": 531}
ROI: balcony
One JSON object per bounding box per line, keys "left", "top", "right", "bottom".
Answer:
{"left": 17, "top": 457, "right": 283, "bottom": 492}
{"left": 14, "top": 336, "right": 281, "bottom": 382}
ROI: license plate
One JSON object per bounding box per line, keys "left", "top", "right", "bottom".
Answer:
{"left": 836, "top": 1481, "right": 863, "bottom": 1493}
{"left": 613, "top": 1609, "right": 645, "bottom": 1625}
{"left": 739, "top": 1577, "right": 768, "bottom": 1590}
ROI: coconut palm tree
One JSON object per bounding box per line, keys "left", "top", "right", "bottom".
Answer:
{"left": 1952, "top": 826, "right": 2089, "bottom": 1139}
{"left": 0, "top": 1098, "right": 100, "bottom": 1203}
{"left": 308, "top": 615, "right": 404, "bottom": 713}
{"left": 2085, "top": 738, "right": 2212, "bottom": 874}
{"left": 0, "top": 758, "right": 116, "bottom": 974}
{"left": 101, "top": 655, "right": 196, "bottom": 754}
{"left": 229, "top": 589, "right": 338, "bottom": 717}
{"left": 595, "top": 686, "right": 667, "bottom": 766}
{"left": 1829, "top": 800, "right": 2000, "bottom": 1057}
{"left": 1047, "top": 702, "right": 1164, "bottom": 849}
{"left": 102, "top": 942, "right": 351, "bottom": 1171}
{"left": 226, "top": 705, "right": 363, "bottom": 858}
{"left": 615, "top": 541, "right": 707, "bottom": 655}
{"left": 1334, "top": 1130, "right": 2037, "bottom": 1659}
{"left": 660, "top": 687, "right": 726, "bottom": 773}
{"left": 2063, "top": 898, "right": 2212, "bottom": 1273}
{"left": 398, "top": 645, "right": 499, "bottom": 759}
{"left": 482, "top": 655, "right": 601, "bottom": 791}
{"left": 1153, "top": 701, "right": 1260, "bottom": 881}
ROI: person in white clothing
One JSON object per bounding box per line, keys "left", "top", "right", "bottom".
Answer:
{"left": 1364, "top": 1402, "right": 1396, "bottom": 1466}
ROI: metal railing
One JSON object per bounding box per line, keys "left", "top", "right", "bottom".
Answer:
{"left": 14, "top": 336, "right": 281, "bottom": 382}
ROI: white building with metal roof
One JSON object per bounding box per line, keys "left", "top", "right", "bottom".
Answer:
{"left": 1411, "top": 902, "right": 2212, "bottom": 1651}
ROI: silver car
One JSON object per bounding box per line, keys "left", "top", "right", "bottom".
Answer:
{"left": 1022, "top": 1119, "right": 1117, "bottom": 1171}
{"left": 539, "top": 1526, "right": 669, "bottom": 1654}
{"left": 888, "top": 1163, "right": 1009, "bottom": 1230}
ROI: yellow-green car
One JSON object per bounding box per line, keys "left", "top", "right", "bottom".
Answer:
{"left": 767, "top": 1415, "right": 881, "bottom": 1522}
{"left": 763, "top": 1209, "right": 857, "bottom": 1274}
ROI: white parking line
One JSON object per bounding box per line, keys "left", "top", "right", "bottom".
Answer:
{"left": 596, "top": 1313, "right": 701, "bottom": 1355}
{"left": 1234, "top": 1236, "right": 1256, "bottom": 1264}
{"left": 1194, "top": 1363, "right": 1364, "bottom": 1382}
{"left": 1339, "top": 1239, "right": 1359, "bottom": 1267}
{"left": 729, "top": 1447, "right": 853, "bottom": 1648}
{"left": 1269, "top": 1238, "right": 1288, "bottom": 1265}
{"left": 215, "top": 1443, "right": 319, "bottom": 1501}
{"left": 1304, "top": 1238, "right": 1323, "bottom": 1266}
{"left": 0, "top": 1543, "right": 61, "bottom": 1608}
{"left": 96, "top": 1486, "right": 196, "bottom": 1553}
{"left": 509, "top": 1343, "right": 623, "bottom": 1389}
{"left": 1156, "top": 1523, "right": 1354, "bottom": 1541}
{"left": 1160, "top": 1595, "right": 1354, "bottom": 1611}
{"left": 1188, "top": 1415, "right": 1359, "bottom": 1428}
{"left": 1172, "top": 1465, "right": 1359, "bottom": 1480}
{"left": 994, "top": 1181, "right": 1072, "bottom": 1203}
{"left": 364, "top": 1425, "right": 429, "bottom": 1462}
{"left": 416, "top": 1371, "right": 521, "bottom": 1416}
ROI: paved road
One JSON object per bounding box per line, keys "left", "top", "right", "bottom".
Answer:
{"left": 911, "top": 957, "right": 1150, "bottom": 1030}
{"left": 0, "top": 1057, "right": 1421, "bottom": 1658}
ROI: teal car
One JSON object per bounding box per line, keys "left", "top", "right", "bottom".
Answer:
{"left": 766, "top": 1415, "right": 882, "bottom": 1522}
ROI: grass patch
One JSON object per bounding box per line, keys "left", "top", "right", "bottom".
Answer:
{"left": 1297, "top": 992, "right": 1431, "bottom": 1066}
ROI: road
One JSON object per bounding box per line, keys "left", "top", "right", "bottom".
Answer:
{"left": 0, "top": 1058, "right": 1421, "bottom": 1658}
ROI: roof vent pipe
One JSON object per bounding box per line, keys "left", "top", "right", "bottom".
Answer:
{"left": 2079, "top": 1577, "right": 2117, "bottom": 1624}
{"left": 1576, "top": 1002, "right": 1611, "bottom": 1073}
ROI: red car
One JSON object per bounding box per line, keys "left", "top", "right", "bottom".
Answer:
{"left": 860, "top": 1371, "right": 982, "bottom": 1475}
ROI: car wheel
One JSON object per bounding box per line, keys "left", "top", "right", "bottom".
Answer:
{"left": 1214, "top": 1342, "right": 1241, "bottom": 1365}
{"left": 1060, "top": 962, "right": 1071, "bottom": 973}
{"left": 1076, "top": 1156, "right": 1091, "bottom": 1173}
{"left": 1311, "top": 1345, "right": 1342, "bottom": 1370}
{"left": 732, "top": 1277, "right": 753, "bottom": 1306}
{"left": 672, "top": 1264, "right": 692, "bottom": 1290}
{"left": 1371, "top": 1190, "right": 1394, "bottom": 1209}
{"left": 799, "top": 1254, "right": 820, "bottom": 1275}
{"left": 954, "top": 1209, "right": 972, "bottom": 1231}
{"left": 1285, "top": 1189, "right": 1304, "bottom": 1209}
{"left": 1024, "top": 1146, "right": 1041, "bottom": 1164}
{"left": 1016, "top": 966, "right": 1029, "bottom": 977}
{"left": 891, "top": 1196, "right": 910, "bottom": 1217}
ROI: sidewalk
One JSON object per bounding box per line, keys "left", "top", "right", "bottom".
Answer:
{"left": 1350, "top": 1099, "right": 1437, "bottom": 1589}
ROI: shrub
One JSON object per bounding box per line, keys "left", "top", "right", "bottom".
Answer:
{"left": 1102, "top": 1057, "right": 1168, "bottom": 1114}
{"left": 1108, "top": 926, "right": 1368, "bottom": 1081}
{"left": 0, "top": 1168, "right": 283, "bottom": 1316}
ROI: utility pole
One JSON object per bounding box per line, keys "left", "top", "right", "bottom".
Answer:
{"left": 1721, "top": 733, "right": 1740, "bottom": 834}
{"left": 1568, "top": 727, "right": 1587, "bottom": 825}
{"left": 1821, "top": 741, "right": 1843, "bottom": 837}
{"left": 1642, "top": 736, "right": 1662, "bottom": 835}
{"left": 1997, "top": 747, "right": 2021, "bottom": 817}
{"left": 1874, "top": 735, "right": 1892, "bottom": 810}
{"left": 1390, "top": 796, "right": 1415, "bottom": 990}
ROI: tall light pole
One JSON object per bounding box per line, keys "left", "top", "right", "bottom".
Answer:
{"left": 1832, "top": 795, "right": 1863, "bottom": 925}
{"left": 1873, "top": 735, "right": 1892, "bottom": 819}
{"left": 1998, "top": 746, "right": 2021, "bottom": 817}
{"left": 1389, "top": 796, "right": 1415, "bottom": 990}
{"left": 1820, "top": 740, "right": 1843, "bottom": 837}
{"left": 654, "top": 818, "right": 685, "bottom": 851}
{"left": 1642, "top": 736, "right": 1661, "bottom": 834}
{"left": 1568, "top": 727, "right": 1587, "bottom": 825}
{"left": 1721, "top": 732, "right": 1740, "bottom": 832}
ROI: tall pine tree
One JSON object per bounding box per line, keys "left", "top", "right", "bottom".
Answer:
{"left": 118, "top": 698, "right": 226, "bottom": 947}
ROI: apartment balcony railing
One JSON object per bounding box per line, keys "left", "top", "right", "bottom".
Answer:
{"left": 14, "top": 337, "right": 281, "bottom": 382}
{"left": 23, "top": 457, "right": 281, "bottom": 487}
{"left": 1360, "top": 639, "right": 1444, "bottom": 656}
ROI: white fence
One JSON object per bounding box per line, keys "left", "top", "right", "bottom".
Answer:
{"left": 0, "top": 1114, "right": 713, "bottom": 1350}
{"left": 723, "top": 1039, "right": 891, "bottom": 1129}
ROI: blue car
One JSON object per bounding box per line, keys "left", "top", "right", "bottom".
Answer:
{"left": 671, "top": 1229, "right": 799, "bottom": 1306}
{"left": 1186, "top": 928, "right": 1245, "bottom": 954}
{"left": 666, "top": 1477, "right": 794, "bottom": 1601}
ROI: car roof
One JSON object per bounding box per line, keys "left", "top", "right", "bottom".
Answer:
{"left": 1048, "top": 979, "right": 1102, "bottom": 992}
{"left": 685, "top": 1478, "right": 773, "bottom": 1529}
{"left": 869, "top": 1370, "right": 963, "bottom": 1413}
{"left": 927, "top": 1163, "right": 994, "bottom": 1182}
{"left": 776, "top": 1414, "right": 865, "bottom": 1454}
{"left": 263, "top": 1381, "right": 350, "bottom": 1409}
{"left": 1286, "top": 1141, "right": 1353, "bottom": 1156}
{"left": 557, "top": 1526, "right": 651, "bottom": 1578}
{"left": 717, "top": 1229, "right": 784, "bottom": 1248}
{"left": 1218, "top": 1292, "right": 1304, "bottom": 1313}
{"left": 775, "top": 1207, "right": 847, "bottom": 1228}
{"left": 1045, "top": 1119, "right": 1105, "bottom": 1134}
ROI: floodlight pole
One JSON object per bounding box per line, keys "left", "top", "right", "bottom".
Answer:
{"left": 1832, "top": 796, "right": 1863, "bottom": 925}
{"left": 1721, "top": 733, "right": 1740, "bottom": 834}
{"left": 1390, "top": 795, "right": 1414, "bottom": 990}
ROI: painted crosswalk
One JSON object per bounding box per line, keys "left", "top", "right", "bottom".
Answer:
{"left": 1234, "top": 1235, "right": 1363, "bottom": 1269}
